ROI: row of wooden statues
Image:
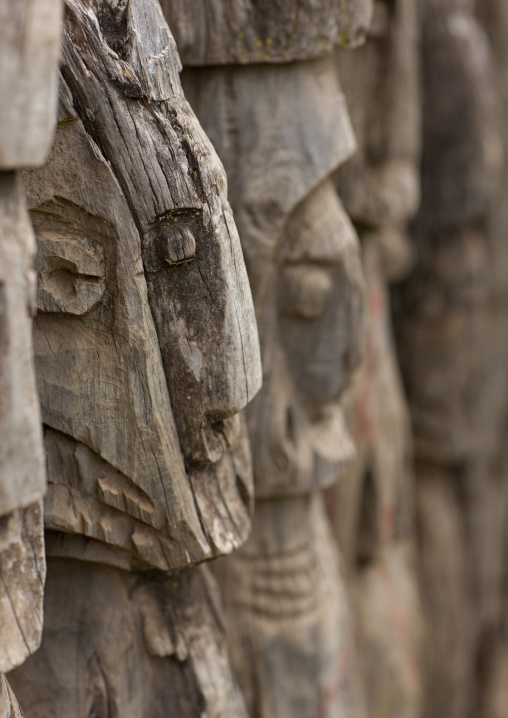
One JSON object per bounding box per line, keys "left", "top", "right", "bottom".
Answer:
{"left": 2, "top": 0, "right": 508, "bottom": 717}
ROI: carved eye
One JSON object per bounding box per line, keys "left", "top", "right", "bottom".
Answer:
{"left": 36, "top": 235, "right": 106, "bottom": 315}
{"left": 158, "top": 224, "right": 196, "bottom": 265}
{"left": 279, "top": 265, "right": 333, "bottom": 320}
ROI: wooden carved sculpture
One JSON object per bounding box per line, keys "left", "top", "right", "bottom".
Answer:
{"left": 474, "top": 4, "right": 508, "bottom": 716}
{"left": 0, "top": 0, "right": 62, "bottom": 713}
{"left": 392, "top": 1, "right": 501, "bottom": 717}
{"left": 8, "top": 1, "right": 262, "bottom": 715}
{"left": 440, "top": 2, "right": 508, "bottom": 716}
{"left": 326, "top": 2, "right": 425, "bottom": 717}
{"left": 161, "top": 2, "right": 373, "bottom": 714}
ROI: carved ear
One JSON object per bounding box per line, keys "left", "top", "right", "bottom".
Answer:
{"left": 36, "top": 234, "right": 105, "bottom": 315}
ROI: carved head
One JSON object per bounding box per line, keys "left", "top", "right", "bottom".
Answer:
{"left": 26, "top": 0, "right": 262, "bottom": 571}
{"left": 182, "top": 58, "right": 365, "bottom": 497}
{"left": 392, "top": 0, "right": 501, "bottom": 463}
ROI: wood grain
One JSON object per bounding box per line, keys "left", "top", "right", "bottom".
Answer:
{"left": 0, "top": 0, "right": 62, "bottom": 168}
{"left": 161, "top": 0, "right": 373, "bottom": 65}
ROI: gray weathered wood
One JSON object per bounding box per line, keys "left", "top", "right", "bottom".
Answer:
{"left": 474, "top": 3, "right": 508, "bottom": 715}
{"left": 323, "top": 5, "right": 424, "bottom": 717}
{"left": 11, "top": 1, "right": 262, "bottom": 715}
{"left": 180, "top": 26, "right": 367, "bottom": 714}
{"left": 182, "top": 63, "right": 363, "bottom": 496}
{"left": 9, "top": 559, "right": 248, "bottom": 718}
{"left": 353, "top": 542, "right": 424, "bottom": 718}
{"left": 212, "top": 493, "right": 365, "bottom": 718}
{"left": 326, "top": 238, "right": 414, "bottom": 567}
{"left": 0, "top": 172, "right": 46, "bottom": 687}
{"left": 23, "top": 0, "right": 262, "bottom": 571}
{"left": 0, "top": 676, "right": 24, "bottom": 718}
{"left": 161, "top": 0, "right": 373, "bottom": 66}
{"left": 392, "top": 3, "right": 503, "bottom": 717}
{"left": 0, "top": 1, "right": 61, "bottom": 703}
{"left": 183, "top": 57, "right": 357, "bottom": 302}
{"left": 0, "top": 503, "right": 45, "bottom": 675}
{"left": 335, "top": 0, "right": 420, "bottom": 233}
{"left": 0, "top": 174, "right": 45, "bottom": 517}
{"left": 0, "top": 0, "right": 62, "bottom": 169}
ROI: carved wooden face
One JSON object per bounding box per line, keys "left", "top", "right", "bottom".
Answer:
{"left": 25, "top": 0, "right": 261, "bottom": 570}
{"left": 180, "top": 57, "right": 364, "bottom": 497}
{"left": 250, "top": 180, "right": 364, "bottom": 497}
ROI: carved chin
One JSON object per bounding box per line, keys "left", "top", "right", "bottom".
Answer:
{"left": 252, "top": 356, "right": 355, "bottom": 496}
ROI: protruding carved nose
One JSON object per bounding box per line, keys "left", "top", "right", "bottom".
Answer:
{"left": 144, "top": 208, "right": 262, "bottom": 465}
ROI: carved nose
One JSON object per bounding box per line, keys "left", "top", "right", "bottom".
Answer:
{"left": 144, "top": 210, "right": 262, "bottom": 465}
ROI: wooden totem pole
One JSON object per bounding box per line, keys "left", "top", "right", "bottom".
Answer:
{"left": 326, "top": 2, "right": 425, "bottom": 717}
{"left": 392, "top": 1, "right": 502, "bottom": 717}
{"left": 0, "top": 0, "right": 62, "bottom": 713}
{"left": 450, "top": 2, "right": 508, "bottom": 716}
{"left": 160, "top": 1, "right": 373, "bottom": 715}
{"left": 9, "top": 1, "right": 263, "bottom": 715}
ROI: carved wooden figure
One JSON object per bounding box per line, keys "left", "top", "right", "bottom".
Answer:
{"left": 392, "top": 2, "right": 502, "bottom": 717}
{"left": 9, "top": 1, "right": 262, "bottom": 715}
{"left": 325, "top": 3, "right": 425, "bottom": 717}
{"left": 444, "top": 2, "right": 508, "bottom": 716}
{"left": 0, "top": 0, "right": 62, "bottom": 713}
{"left": 171, "top": 4, "right": 371, "bottom": 713}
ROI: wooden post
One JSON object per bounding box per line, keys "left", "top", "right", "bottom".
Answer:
{"left": 0, "top": 0, "right": 62, "bottom": 711}
{"left": 165, "top": 2, "right": 374, "bottom": 714}
{"left": 9, "top": 1, "right": 263, "bottom": 715}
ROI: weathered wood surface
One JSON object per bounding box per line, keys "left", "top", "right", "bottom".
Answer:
{"left": 393, "top": 0, "right": 499, "bottom": 465}
{"left": 1, "top": 1, "right": 62, "bottom": 707}
{"left": 0, "top": 503, "right": 45, "bottom": 675}
{"left": 161, "top": 0, "right": 373, "bottom": 66}
{"left": 326, "top": 238, "right": 414, "bottom": 567}
{"left": 0, "top": 677, "right": 24, "bottom": 718}
{"left": 0, "top": 0, "right": 62, "bottom": 169}
{"left": 212, "top": 494, "right": 365, "bottom": 718}
{"left": 392, "top": 2, "right": 503, "bottom": 717}
{"left": 323, "top": 4, "right": 424, "bottom": 717}
{"left": 335, "top": 0, "right": 420, "bottom": 235}
{"left": 183, "top": 62, "right": 363, "bottom": 497}
{"left": 9, "top": 559, "right": 247, "bottom": 718}
{"left": 180, "top": 25, "right": 367, "bottom": 713}
{"left": 353, "top": 542, "right": 424, "bottom": 718}
{"left": 23, "top": 0, "right": 262, "bottom": 572}
{"left": 183, "top": 58, "right": 357, "bottom": 302}
{"left": 415, "top": 467, "right": 477, "bottom": 718}
{"left": 0, "top": 175, "right": 46, "bottom": 694}
{"left": 325, "top": 247, "right": 423, "bottom": 718}
{"left": 0, "top": 174, "right": 45, "bottom": 517}
{"left": 459, "top": 3, "right": 508, "bottom": 717}
{"left": 11, "top": 1, "right": 263, "bottom": 715}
